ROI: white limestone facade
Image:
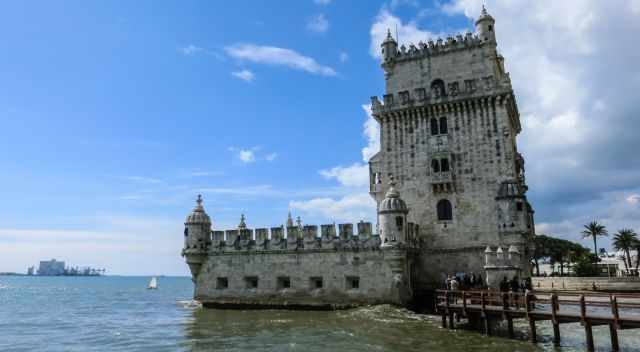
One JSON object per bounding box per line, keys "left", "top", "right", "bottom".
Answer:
{"left": 369, "top": 6, "right": 535, "bottom": 291}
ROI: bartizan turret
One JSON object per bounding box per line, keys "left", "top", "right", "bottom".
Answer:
{"left": 378, "top": 178, "right": 413, "bottom": 305}
{"left": 378, "top": 178, "right": 408, "bottom": 247}
{"left": 182, "top": 194, "right": 211, "bottom": 280}
{"left": 475, "top": 5, "right": 496, "bottom": 43}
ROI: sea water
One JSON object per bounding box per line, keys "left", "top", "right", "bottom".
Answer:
{"left": 1, "top": 276, "right": 639, "bottom": 351}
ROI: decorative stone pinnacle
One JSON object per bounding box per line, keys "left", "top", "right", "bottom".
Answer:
{"left": 481, "top": 4, "right": 487, "bottom": 15}
{"left": 238, "top": 214, "right": 247, "bottom": 229}
{"left": 296, "top": 216, "right": 302, "bottom": 228}
{"left": 196, "top": 194, "right": 203, "bottom": 206}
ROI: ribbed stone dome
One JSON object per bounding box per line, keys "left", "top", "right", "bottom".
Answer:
{"left": 185, "top": 195, "right": 211, "bottom": 224}
{"left": 476, "top": 5, "right": 494, "bottom": 24}
{"left": 379, "top": 182, "right": 408, "bottom": 214}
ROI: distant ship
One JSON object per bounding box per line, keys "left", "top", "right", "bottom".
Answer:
{"left": 148, "top": 277, "right": 158, "bottom": 290}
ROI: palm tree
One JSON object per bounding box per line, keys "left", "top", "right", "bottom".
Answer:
{"left": 612, "top": 229, "right": 637, "bottom": 274}
{"left": 581, "top": 221, "right": 608, "bottom": 263}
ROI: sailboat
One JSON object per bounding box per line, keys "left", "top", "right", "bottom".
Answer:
{"left": 148, "top": 276, "right": 158, "bottom": 290}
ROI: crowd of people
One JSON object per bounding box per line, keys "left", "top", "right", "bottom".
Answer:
{"left": 499, "top": 276, "right": 533, "bottom": 292}
{"left": 443, "top": 273, "right": 485, "bottom": 291}
{"left": 443, "top": 273, "right": 533, "bottom": 292}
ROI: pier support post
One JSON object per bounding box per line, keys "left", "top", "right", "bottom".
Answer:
{"left": 507, "top": 317, "right": 514, "bottom": 339}
{"left": 551, "top": 293, "right": 560, "bottom": 346}
{"left": 609, "top": 324, "right": 619, "bottom": 352}
{"left": 610, "top": 295, "right": 620, "bottom": 352}
{"left": 580, "top": 295, "right": 594, "bottom": 352}
{"left": 584, "top": 322, "right": 594, "bottom": 352}
{"left": 528, "top": 319, "right": 537, "bottom": 343}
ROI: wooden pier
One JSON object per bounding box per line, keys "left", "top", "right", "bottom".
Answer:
{"left": 436, "top": 289, "right": 640, "bottom": 351}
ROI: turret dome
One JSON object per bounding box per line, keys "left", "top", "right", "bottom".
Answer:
{"left": 379, "top": 180, "right": 408, "bottom": 214}
{"left": 185, "top": 194, "right": 211, "bottom": 225}
{"left": 475, "top": 5, "right": 495, "bottom": 25}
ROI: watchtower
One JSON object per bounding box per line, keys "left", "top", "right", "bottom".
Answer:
{"left": 369, "top": 7, "right": 535, "bottom": 292}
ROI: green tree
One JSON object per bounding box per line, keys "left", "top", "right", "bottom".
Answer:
{"left": 612, "top": 229, "right": 638, "bottom": 274}
{"left": 581, "top": 221, "right": 608, "bottom": 262}
{"left": 532, "top": 235, "right": 552, "bottom": 276}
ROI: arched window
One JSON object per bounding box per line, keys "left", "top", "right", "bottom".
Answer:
{"left": 440, "top": 158, "right": 450, "bottom": 172}
{"left": 431, "top": 159, "right": 440, "bottom": 173}
{"left": 437, "top": 199, "right": 453, "bottom": 221}
{"left": 395, "top": 216, "right": 403, "bottom": 232}
{"left": 430, "top": 118, "right": 439, "bottom": 135}
{"left": 439, "top": 117, "right": 448, "bottom": 134}
{"left": 430, "top": 79, "right": 446, "bottom": 97}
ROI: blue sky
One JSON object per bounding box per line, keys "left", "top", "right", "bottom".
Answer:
{"left": 1, "top": 0, "right": 639, "bottom": 275}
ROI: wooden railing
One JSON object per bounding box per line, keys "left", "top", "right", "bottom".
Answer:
{"left": 435, "top": 289, "right": 640, "bottom": 352}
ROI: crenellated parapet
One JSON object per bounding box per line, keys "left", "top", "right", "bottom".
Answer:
{"left": 483, "top": 245, "right": 523, "bottom": 288}
{"left": 383, "top": 32, "right": 486, "bottom": 64}
{"left": 203, "top": 221, "right": 387, "bottom": 254}
{"left": 370, "top": 75, "right": 513, "bottom": 114}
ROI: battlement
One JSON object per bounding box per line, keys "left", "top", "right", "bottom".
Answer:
{"left": 484, "top": 245, "right": 522, "bottom": 268}
{"left": 204, "top": 221, "right": 384, "bottom": 253}
{"left": 188, "top": 220, "right": 422, "bottom": 254}
{"left": 385, "top": 32, "right": 487, "bottom": 64}
{"left": 370, "top": 74, "right": 513, "bottom": 116}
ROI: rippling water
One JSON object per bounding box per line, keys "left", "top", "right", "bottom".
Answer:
{"left": 1, "top": 276, "right": 639, "bottom": 351}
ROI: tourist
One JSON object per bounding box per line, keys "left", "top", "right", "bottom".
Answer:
{"left": 510, "top": 276, "right": 520, "bottom": 292}
{"left": 450, "top": 277, "right": 459, "bottom": 291}
{"left": 500, "top": 276, "right": 509, "bottom": 292}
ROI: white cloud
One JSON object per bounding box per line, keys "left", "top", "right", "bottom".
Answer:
{"left": 339, "top": 51, "right": 349, "bottom": 63}
{"left": 0, "top": 215, "right": 186, "bottom": 275}
{"left": 228, "top": 146, "right": 279, "bottom": 163}
{"left": 440, "top": 0, "right": 640, "bottom": 250}
{"left": 225, "top": 44, "right": 336, "bottom": 76}
{"left": 307, "top": 14, "right": 329, "bottom": 33}
{"left": 179, "top": 44, "right": 204, "bottom": 56}
{"left": 265, "top": 152, "right": 278, "bottom": 162}
{"left": 369, "top": 8, "right": 443, "bottom": 58}
{"left": 314, "top": 0, "right": 332, "bottom": 5}
{"left": 320, "top": 163, "right": 369, "bottom": 188}
{"left": 627, "top": 194, "right": 640, "bottom": 205}
{"left": 239, "top": 150, "right": 256, "bottom": 163}
{"left": 361, "top": 104, "right": 380, "bottom": 161}
{"left": 231, "top": 69, "right": 255, "bottom": 82}
{"left": 290, "top": 193, "right": 375, "bottom": 223}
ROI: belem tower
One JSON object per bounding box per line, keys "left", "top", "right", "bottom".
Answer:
{"left": 182, "top": 7, "right": 535, "bottom": 309}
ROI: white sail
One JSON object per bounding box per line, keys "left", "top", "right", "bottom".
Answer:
{"left": 148, "top": 277, "right": 158, "bottom": 289}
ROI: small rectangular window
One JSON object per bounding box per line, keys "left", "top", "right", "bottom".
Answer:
{"left": 216, "top": 277, "right": 228, "bottom": 289}
{"left": 346, "top": 276, "right": 360, "bottom": 290}
{"left": 244, "top": 276, "right": 258, "bottom": 289}
{"left": 277, "top": 276, "right": 291, "bottom": 290}
{"left": 310, "top": 277, "right": 323, "bottom": 289}
{"left": 516, "top": 202, "right": 524, "bottom": 212}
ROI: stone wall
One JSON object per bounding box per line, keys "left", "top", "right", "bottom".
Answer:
{"left": 195, "top": 249, "right": 412, "bottom": 309}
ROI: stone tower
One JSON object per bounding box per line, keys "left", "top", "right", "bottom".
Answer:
{"left": 369, "top": 7, "right": 535, "bottom": 292}
{"left": 182, "top": 194, "right": 212, "bottom": 280}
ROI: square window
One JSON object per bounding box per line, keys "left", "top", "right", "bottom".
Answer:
{"left": 277, "top": 276, "right": 291, "bottom": 290}
{"left": 216, "top": 277, "right": 228, "bottom": 289}
{"left": 346, "top": 276, "right": 360, "bottom": 290}
{"left": 244, "top": 276, "right": 258, "bottom": 289}
{"left": 310, "top": 277, "right": 323, "bottom": 289}
{"left": 516, "top": 202, "right": 524, "bottom": 212}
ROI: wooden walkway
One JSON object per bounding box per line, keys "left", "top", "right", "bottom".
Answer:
{"left": 436, "top": 289, "right": 640, "bottom": 351}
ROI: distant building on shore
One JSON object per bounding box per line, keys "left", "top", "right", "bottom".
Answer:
{"left": 38, "top": 259, "right": 65, "bottom": 276}
{"left": 34, "top": 259, "right": 105, "bottom": 276}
